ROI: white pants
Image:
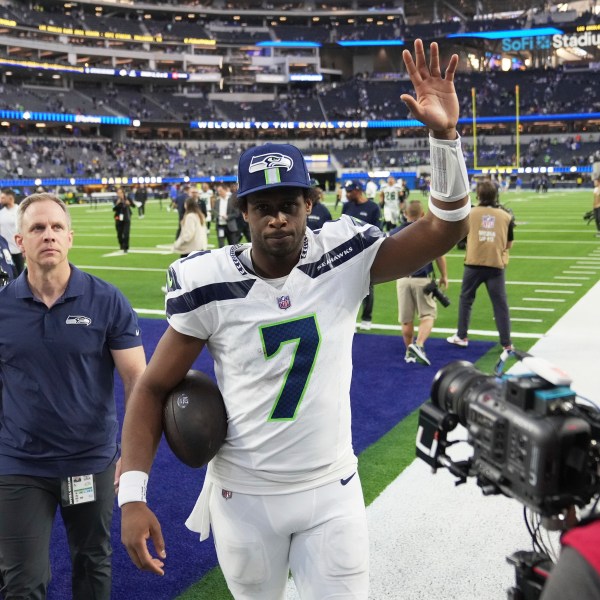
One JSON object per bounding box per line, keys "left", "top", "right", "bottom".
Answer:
{"left": 208, "top": 473, "right": 369, "bottom": 600}
{"left": 383, "top": 204, "right": 400, "bottom": 225}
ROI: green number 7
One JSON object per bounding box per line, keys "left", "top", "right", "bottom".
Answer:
{"left": 260, "top": 314, "right": 321, "bottom": 421}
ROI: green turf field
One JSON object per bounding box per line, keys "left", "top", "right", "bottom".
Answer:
{"left": 67, "top": 189, "right": 599, "bottom": 599}
{"left": 69, "top": 188, "right": 599, "bottom": 345}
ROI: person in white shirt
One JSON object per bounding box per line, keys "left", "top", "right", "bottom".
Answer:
{"left": 365, "top": 179, "right": 379, "bottom": 202}
{"left": 0, "top": 189, "right": 24, "bottom": 274}
{"left": 213, "top": 184, "right": 240, "bottom": 247}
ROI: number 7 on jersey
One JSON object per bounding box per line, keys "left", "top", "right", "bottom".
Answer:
{"left": 260, "top": 315, "right": 321, "bottom": 421}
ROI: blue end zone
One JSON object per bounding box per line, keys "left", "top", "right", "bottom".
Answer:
{"left": 47, "top": 319, "right": 494, "bottom": 600}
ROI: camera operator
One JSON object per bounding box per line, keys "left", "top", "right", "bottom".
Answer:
{"left": 391, "top": 200, "right": 448, "bottom": 366}
{"left": 447, "top": 178, "right": 515, "bottom": 351}
{"left": 540, "top": 517, "right": 600, "bottom": 600}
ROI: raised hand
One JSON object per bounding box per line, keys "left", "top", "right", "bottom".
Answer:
{"left": 400, "top": 39, "right": 459, "bottom": 138}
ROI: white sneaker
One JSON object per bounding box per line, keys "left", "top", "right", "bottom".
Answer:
{"left": 408, "top": 343, "right": 431, "bottom": 366}
{"left": 161, "top": 285, "right": 168, "bottom": 293}
{"left": 447, "top": 334, "right": 468, "bottom": 347}
{"left": 359, "top": 320, "right": 372, "bottom": 331}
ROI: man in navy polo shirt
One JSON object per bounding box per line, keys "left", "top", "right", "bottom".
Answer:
{"left": 342, "top": 180, "right": 382, "bottom": 330}
{"left": 0, "top": 193, "right": 146, "bottom": 599}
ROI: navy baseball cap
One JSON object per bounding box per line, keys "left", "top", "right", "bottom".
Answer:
{"left": 237, "top": 143, "right": 312, "bottom": 198}
{"left": 345, "top": 180, "right": 364, "bottom": 192}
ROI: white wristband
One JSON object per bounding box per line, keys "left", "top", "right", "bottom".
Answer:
{"left": 429, "top": 134, "right": 470, "bottom": 203}
{"left": 117, "top": 470, "right": 148, "bottom": 507}
{"left": 428, "top": 197, "right": 471, "bottom": 222}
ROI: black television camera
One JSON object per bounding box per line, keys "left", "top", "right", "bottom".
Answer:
{"left": 415, "top": 352, "right": 600, "bottom": 598}
{"left": 423, "top": 279, "right": 451, "bottom": 308}
{"left": 583, "top": 210, "right": 594, "bottom": 225}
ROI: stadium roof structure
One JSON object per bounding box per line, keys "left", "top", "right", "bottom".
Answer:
{"left": 37, "top": 0, "right": 584, "bottom": 20}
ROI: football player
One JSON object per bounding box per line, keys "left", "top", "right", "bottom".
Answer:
{"left": 119, "top": 39, "right": 471, "bottom": 599}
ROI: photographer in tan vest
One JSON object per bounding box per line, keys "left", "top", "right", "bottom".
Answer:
{"left": 447, "top": 179, "right": 515, "bottom": 351}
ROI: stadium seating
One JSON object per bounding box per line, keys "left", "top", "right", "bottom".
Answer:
{"left": 0, "top": 0, "right": 598, "bottom": 185}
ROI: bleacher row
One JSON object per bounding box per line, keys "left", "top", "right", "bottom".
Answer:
{"left": 0, "top": 1, "right": 598, "bottom": 185}
{"left": 1, "top": 134, "right": 598, "bottom": 180}
{"left": 1, "top": 67, "right": 599, "bottom": 125}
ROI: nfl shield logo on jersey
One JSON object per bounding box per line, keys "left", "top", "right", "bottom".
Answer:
{"left": 277, "top": 295, "right": 291, "bottom": 310}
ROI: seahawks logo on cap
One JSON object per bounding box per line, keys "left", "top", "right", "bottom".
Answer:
{"left": 248, "top": 153, "right": 293, "bottom": 173}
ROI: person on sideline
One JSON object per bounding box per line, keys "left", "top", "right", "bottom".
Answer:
{"left": 379, "top": 176, "right": 404, "bottom": 232}
{"left": 0, "top": 233, "right": 17, "bottom": 285}
{"left": 593, "top": 177, "right": 600, "bottom": 238}
{"left": 213, "top": 183, "right": 241, "bottom": 248}
{"left": 119, "top": 39, "right": 471, "bottom": 600}
{"left": 306, "top": 179, "right": 332, "bottom": 231}
{"left": 134, "top": 184, "right": 148, "bottom": 219}
{"left": 0, "top": 188, "right": 25, "bottom": 274}
{"left": 334, "top": 181, "right": 347, "bottom": 211}
{"left": 113, "top": 187, "right": 133, "bottom": 253}
{"left": 198, "top": 182, "right": 213, "bottom": 232}
{"left": 365, "top": 178, "right": 379, "bottom": 203}
{"left": 342, "top": 180, "right": 381, "bottom": 330}
{"left": 173, "top": 196, "right": 208, "bottom": 258}
{"left": 172, "top": 185, "right": 190, "bottom": 240}
{"left": 447, "top": 178, "right": 515, "bottom": 351}
{"left": 391, "top": 200, "right": 448, "bottom": 366}
{"left": 0, "top": 193, "right": 146, "bottom": 600}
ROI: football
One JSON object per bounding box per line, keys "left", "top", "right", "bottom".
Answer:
{"left": 162, "top": 370, "right": 228, "bottom": 468}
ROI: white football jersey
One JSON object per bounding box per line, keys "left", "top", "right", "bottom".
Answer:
{"left": 166, "top": 215, "right": 385, "bottom": 495}
{"left": 380, "top": 184, "right": 402, "bottom": 206}
{"left": 380, "top": 184, "right": 402, "bottom": 223}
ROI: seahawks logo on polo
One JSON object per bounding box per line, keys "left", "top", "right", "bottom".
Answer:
{"left": 66, "top": 315, "right": 92, "bottom": 326}
{"left": 249, "top": 152, "right": 293, "bottom": 186}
